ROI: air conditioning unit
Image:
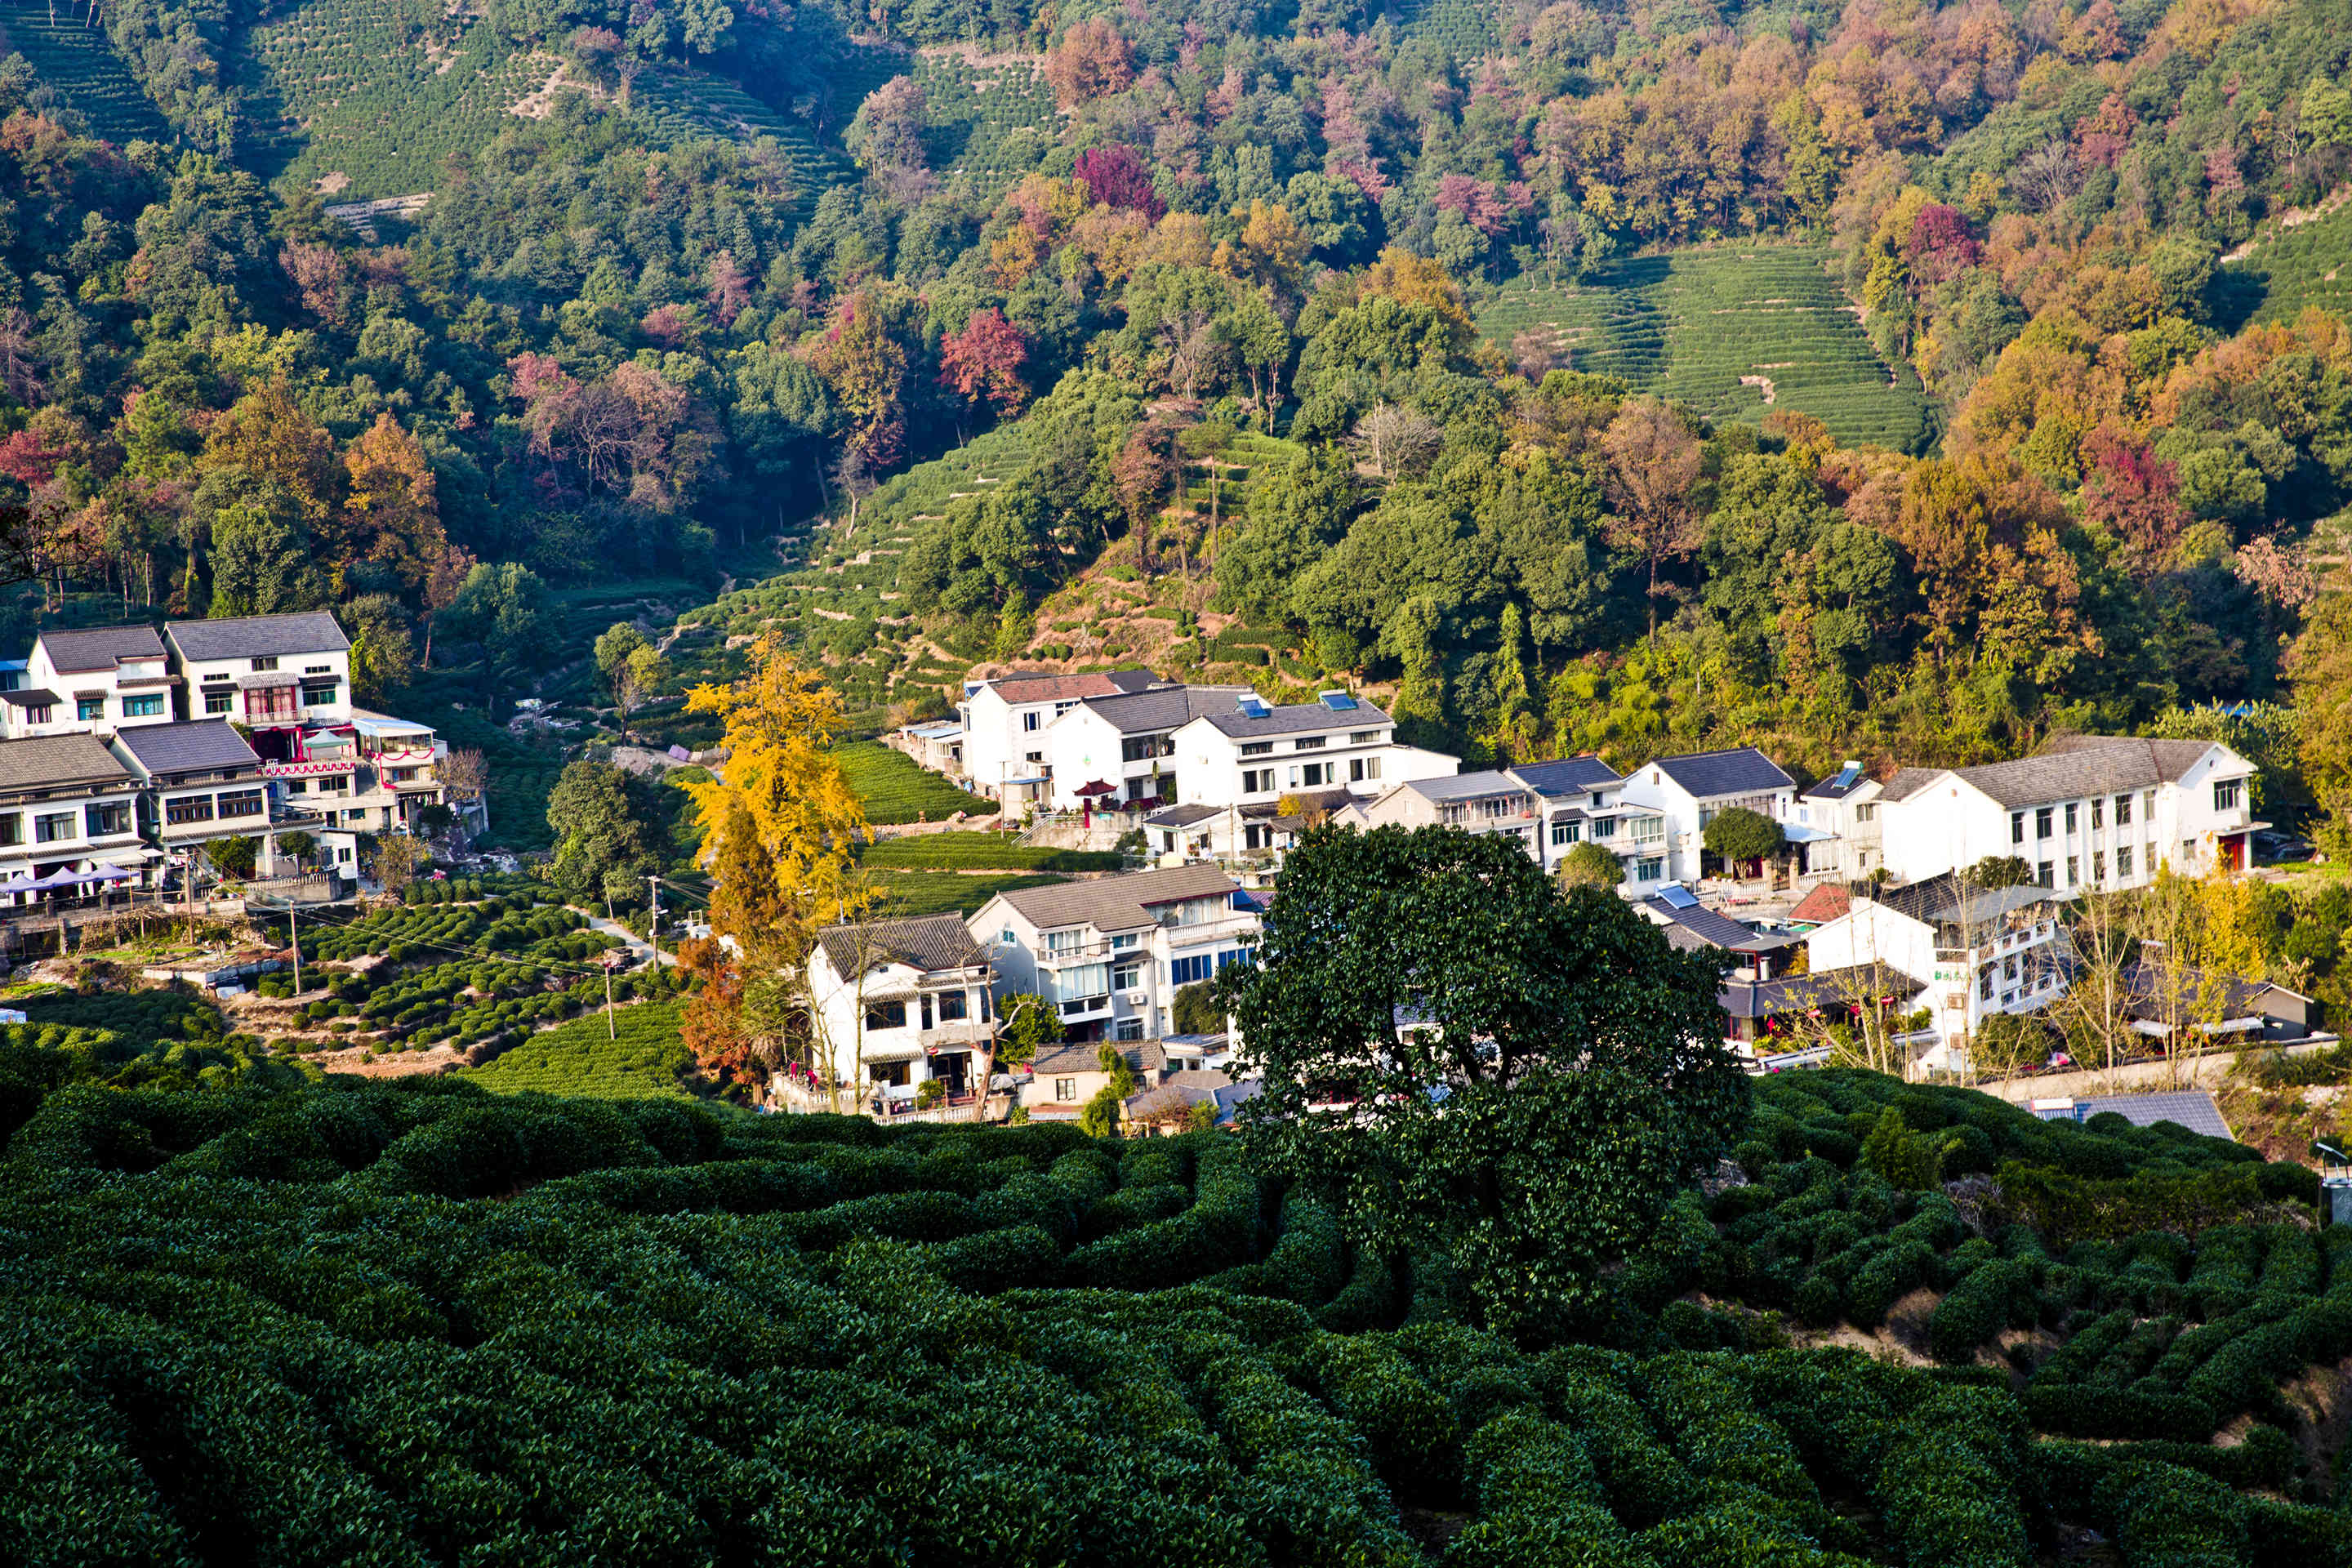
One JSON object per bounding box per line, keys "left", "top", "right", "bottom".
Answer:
{"left": 1125, "top": 991, "right": 1149, "bottom": 1006}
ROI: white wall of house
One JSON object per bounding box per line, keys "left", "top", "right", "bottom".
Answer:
{"left": 1045, "top": 705, "right": 1176, "bottom": 810}
{"left": 1793, "top": 781, "right": 1885, "bottom": 881}
{"left": 805, "top": 946, "right": 996, "bottom": 1097}
{"left": 179, "top": 647, "right": 352, "bottom": 729}
{"left": 958, "top": 683, "right": 1080, "bottom": 805}
{"left": 3, "top": 640, "right": 178, "bottom": 741}
{"left": 1171, "top": 716, "right": 1454, "bottom": 812}
{"left": 1806, "top": 896, "right": 2068, "bottom": 1071}
{"left": 1612, "top": 768, "right": 1797, "bottom": 885}
{"left": 968, "top": 889, "right": 1258, "bottom": 1044}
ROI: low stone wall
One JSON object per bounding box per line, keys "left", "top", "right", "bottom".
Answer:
{"left": 1976, "top": 1036, "right": 2340, "bottom": 1102}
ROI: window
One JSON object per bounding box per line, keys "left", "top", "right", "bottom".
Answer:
{"left": 938, "top": 990, "right": 967, "bottom": 1022}
{"left": 1350, "top": 756, "right": 1380, "bottom": 782}
{"left": 1111, "top": 933, "right": 1138, "bottom": 951}
{"left": 33, "top": 812, "right": 71, "bottom": 843}
{"left": 1855, "top": 804, "right": 1876, "bottom": 822}
{"left": 122, "top": 694, "right": 163, "bottom": 718}
{"left": 23, "top": 703, "right": 50, "bottom": 725}
{"left": 1635, "top": 856, "right": 1664, "bottom": 882}
{"left": 1293, "top": 737, "right": 1325, "bottom": 751}
{"left": 920, "top": 994, "right": 933, "bottom": 1031}
{"left": 1298, "top": 762, "right": 1327, "bottom": 787}
{"left": 1241, "top": 768, "right": 1272, "bottom": 792}
{"left": 1112, "top": 960, "right": 1142, "bottom": 991}
{"left": 1350, "top": 730, "right": 1379, "bottom": 744}
{"left": 2214, "top": 777, "right": 2243, "bottom": 812}
{"left": 203, "top": 690, "right": 232, "bottom": 715}
{"left": 300, "top": 682, "right": 336, "bottom": 707}
{"left": 1170, "top": 953, "right": 1213, "bottom": 986}
{"left": 2065, "top": 802, "right": 2078, "bottom": 833}
{"left": 1551, "top": 821, "right": 1581, "bottom": 846}
{"left": 283, "top": 778, "right": 309, "bottom": 795}
{"left": 2117, "top": 846, "right": 2134, "bottom": 878}
{"left": 2038, "top": 861, "right": 2053, "bottom": 888}
{"left": 304, "top": 665, "right": 330, "bottom": 675}
{"left": 250, "top": 657, "right": 278, "bottom": 673}
{"left": 998, "top": 928, "right": 1014, "bottom": 946}
{"left": 1115, "top": 1018, "right": 1144, "bottom": 1041}
{"left": 865, "top": 1000, "right": 907, "bottom": 1031}
{"left": 1046, "top": 929, "right": 1085, "bottom": 955}
{"left": 2091, "top": 798, "right": 2105, "bottom": 830}
{"left": 2066, "top": 855, "right": 2078, "bottom": 884}
{"left": 83, "top": 802, "right": 127, "bottom": 837}
{"left": 1589, "top": 817, "right": 1618, "bottom": 840}
{"left": 2114, "top": 793, "right": 2132, "bottom": 826}
{"left": 216, "top": 789, "right": 265, "bottom": 820}
{"left": 1979, "top": 969, "right": 1994, "bottom": 1000}
{"left": 1054, "top": 1079, "right": 1077, "bottom": 1102}
{"left": 2036, "top": 807, "right": 2053, "bottom": 839}
{"left": 75, "top": 697, "right": 103, "bottom": 722}
{"left": 2002, "top": 956, "right": 2018, "bottom": 981}
{"left": 1022, "top": 711, "right": 1040, "bottom": 732}
{"left": 1239, "top": 742, "right": 1273, "bottom": 757}
{"left": 2092, "top": 849, "right": 2106, "bottom": 881}
{"left": 0, "top": 813, "right": 18, "bottom": 846}
{"left": 245, "top": 688, "right": 296, "bottom": 723}
{"left": 2143, "top": 789, "right": 2156, "bottom": 819}
{"left": 2010, "top": 812, "right": 2025, "bottom": 844}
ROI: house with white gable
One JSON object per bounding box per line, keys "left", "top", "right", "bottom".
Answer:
{"left": 1170, "top": 691, "right": 1457, "bottom": 815}
{"left": 956, "top": 668, "right": 1167, "bottom": 808}
{"left": 1794, "top": 761, "right": 1886, "bottom": 882}
{"left": 1612, "top": 746, "right": 1801, "bottom": 886}
{"left": 801, "top": 912, "right": 1000, "bottom": 1112}
{"left": 1043, "top": 684, "right": 1252, "bottom": 812}
{"left": 1803, "top": 871, "right": 2073, "bottom": 1076}
{"left": 1875, "top": 736, "right": 2261, "bottom": 891}
{"left": 0, "top": 626, "right": 180, "bottom": 741}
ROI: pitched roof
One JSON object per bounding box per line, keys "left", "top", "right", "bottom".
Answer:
{"left": 1787, "top": 883, "right": 1852, "bottom": 924}
{"left": 0, "top": 732, "right": 135, "bottom": 792}
{"left": 1031, "top": 1039, "right": 1166, "bottom": 1077}
{"left": 110, "top": 719, "right": 261, "bottom": 778}
{"left": 984, "top": 668, "right": 1161, "bottom": 703}
{"left": 1644, "top": 746, "right": 1795, "bottom": 799}
{"left": 2051, "top": 1090, "right": 2232, "bottom": 1141}
{"left": 1076, "top": 684, "right": 1254, "bottom": 734}
{"left": 167, "top": 612, "right": 350, "bottom": 662}
{"left": 1802, "top": 761, "right": 1873, "bottom": 801}
{"left": 38, "top": 625, "right": 166, "bottom": 673}
{"left": 1643, "top": 896, "right": 1793, "bottom": 953}
{"left": 1865, "top": 872, "right": 2059, "bottom": 929}
{"left": 1719, "top": 964, "right": 1925, "bottom": 1020}
{"left": 816, "top": 913, "right": 986, "bottom": 978}
{"left": 1896, "top": 737, "right": 2235, "bottom": 810}
{"left": 1144, "top": 803, "right": 1221, "bottom": 829}
{"left": 1196, "top": 696, "right": 1394, "bottom": 738}
{"left": 988, "top": 862, "right": 1241, "bottom": 933}
{"left": 1402, "top": 769, "right": 1530, "bottom": 802}
{"left": 1510, "top": 755, "right": 1622, "bottom": 796}
{"left": 1878, "top": 767, "right": 1944, "bottom": 804}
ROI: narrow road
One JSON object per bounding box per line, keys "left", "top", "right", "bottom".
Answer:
{"left": 585, "top": 911, "right": 679, "bottom": 967}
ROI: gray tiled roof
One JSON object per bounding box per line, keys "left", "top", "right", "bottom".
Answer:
{"left": 1031, "top": 1039, "right": 1166, "bottom": 1077}
{"left": 167, "top": 612, "right": 350, "bottom": 662}
{"left": 1719, "top": 964, "right": 1924, "bottom": 1020}
{"left": 988, "top": 862, "right": 1241, "bottom": 933}
{"left": 2060, "top": 1090, "right": 2232, "bottom": 1141}
{"left": 0, "top": 688, "right": 60, "bottom": 707}
{"left": 1144, "top": 803, "right": 1222, "bottom": 829}
{"left": 110, "top": 719, "right": 261, "bottom": 779}
{"left": 1884, "top": 737, "right": 2235, "bottom": 810}
{"left": 1645, "top": 746, "right": 1795, "bottom": 799}
{"left": 984, "top": 668, "right": 1163, "bottom": 703}
{"left": 1404, "top": 769, "right": 1530, "bottom": 802}
{"left": 1644, "top": 896, "right": 1793, "bottom": 953}
{"left": 0, "top": 732, "right": 135, "bottom": 792}
{"left": 1076, "top": 684, "right": 1254, "bottom": 734}
{"left": 1196, "top": 696, "right": 1394, "bottom": 738}
{"left": 815, "top": 913, "right": 986, "bottom": 978}
{"left": 38, "top": 625, "right": 166, "bottom": 673}
{"left": 1509, "top": 755, "right": 1622, "bottom": 796}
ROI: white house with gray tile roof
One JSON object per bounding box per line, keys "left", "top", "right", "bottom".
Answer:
{"left": 108, "top": 719, "right": 274, "bottom": 861}
{"left": 1875, "top": 736, "right": 2261, "bottom": 890}
{"left": 956, "top": 667, "right": 1169, "bottom": 808}
{"left": 0, "top": 626, "right": 180, "bottom": 742}
{"left": 1169, "top": 691, "right": 1458, "bottom": 817}
{"left": 1044, "top": 684, "right": 1252, "bottom": 811}
{"left": 967, "top": 862, "right": 1257, "bottom": 1046}
{"left": 1613, "top": 746, "right": 1801, "bottom": 886}
{"left": 164, "top": 612, "right": 354, "bottom": 734}
{"left": 0, "top": 732, "right": 149, "bottom": 897}
{"left": 802, "top": 912, "right": 999, "bottom": 1109}
{"left": 1794, "top": 761, "right": 1887, "bottom": 881}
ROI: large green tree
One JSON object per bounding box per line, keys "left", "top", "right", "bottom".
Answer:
{"left": 1218, "top": 823, "right": 1745, "bottom": 1338}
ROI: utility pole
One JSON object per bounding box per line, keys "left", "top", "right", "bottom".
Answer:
{"left": 602, "top": 951, "right": 617, "bottom": 1039}
{"left": 646, "top": 874, "right": 662, "bottom": 977}
{"left": 287, "top": 900, "right": 301, "bottom": 996}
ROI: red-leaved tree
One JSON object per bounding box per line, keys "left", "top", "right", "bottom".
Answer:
{"left": 939, "top": 308, "right": 1031, "bottom": 419}
{"left": 1076, "top": 144, "right": 1165, "bottom": 220}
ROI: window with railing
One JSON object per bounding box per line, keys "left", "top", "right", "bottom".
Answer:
{"left": 1626, "top": 816, "right": 1664, "bottom": 845}
{"left": 1046, "top": 929, "right": 1088, "bottom": 955}
{"left": 216, "top": 789, "right": 265, "bottom": 820}
{"left": 244, "top": 688, "right": 296, "bottom": 724}
{"left": 165, "top": 795, "right": 214, "bottom": 826}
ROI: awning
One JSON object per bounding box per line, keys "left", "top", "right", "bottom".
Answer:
{"left": 1780, "top": 823, "right": 1836, "bottom": 844}
{"left": 238, "top": 671, "right": 299, "bottom": 689}
{"left": 1074, "top": 779, "right": 1117, "bottom": 797}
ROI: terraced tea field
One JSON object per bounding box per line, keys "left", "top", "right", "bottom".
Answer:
{"left": 231, "top": 0, "right": 551, "bottom": 198}
{"left": 628, "top": 66, "right": 853, "bottom": 207}
{"left": 0, "top": 0, "right": 172, "bottom": 144}
{"left": 2215, "top": 194, "right": 2352, "bottom": 329}
{"left": 1479, "top": 246, "right": 1935, "bottom": 452}
{"left": 911, "top": 48, "right": 1057, "bottom": 195}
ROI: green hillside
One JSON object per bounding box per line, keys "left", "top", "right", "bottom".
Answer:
{"left": 1479, "top": 247, "right": 1936, "bottom": 453}
{"left": 2216, "top": 195, "right": 2352, "bottom": 330}
{"left": 0, "top": 0, "right": 172, "bottom": 144}
{"left": 910, "top": 49, "right": 1057, "bottom": 196}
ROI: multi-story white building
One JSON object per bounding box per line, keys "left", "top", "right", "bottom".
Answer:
{"left": 1496, "top": 754, "right": 1683, "bottom": 887}
{"left": 1043, "top": 684, "right": 1251, "bottom": 811}
{"left": 1170, "top": 692, "right": 1456, "bottom": 813}
{"left": 164, "top": 612, "right": 354, "bottom": 738}
{"left": 969, "top": 863, "right": 1257, "bottom": 1045}
{"left": 1337, "top": 771, "right": 1544, "bottom": 855}
{"left": 1875, "top": 737, "right": 2261, "bottom": 890}
{"left": 956, "top": 668, "right": 1167, "bottom": 808}
{"left": 802, "top": 912, "right": 998, "bottom": 1109}
{"left": 1613, "top": 746, "right": 1801, "bottom": 885}
{"left": 1793, "top": 761, "right": 1886, "bottom": 881}
{"left": 1803, "top": 872, "right": 2071, "bottom": 1076}
{"left": 0, "top": 626, "right": 181, "bottom": 741}
{"left": 0, "top": 733, "right": 150, "bottom": 903}
{"left": 108, "top": 719, "right": 280, "bottom": 872}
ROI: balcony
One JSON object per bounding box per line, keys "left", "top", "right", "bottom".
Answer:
{"left": 1056, "top": 993, "right": 1111, "bottom": 1020}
